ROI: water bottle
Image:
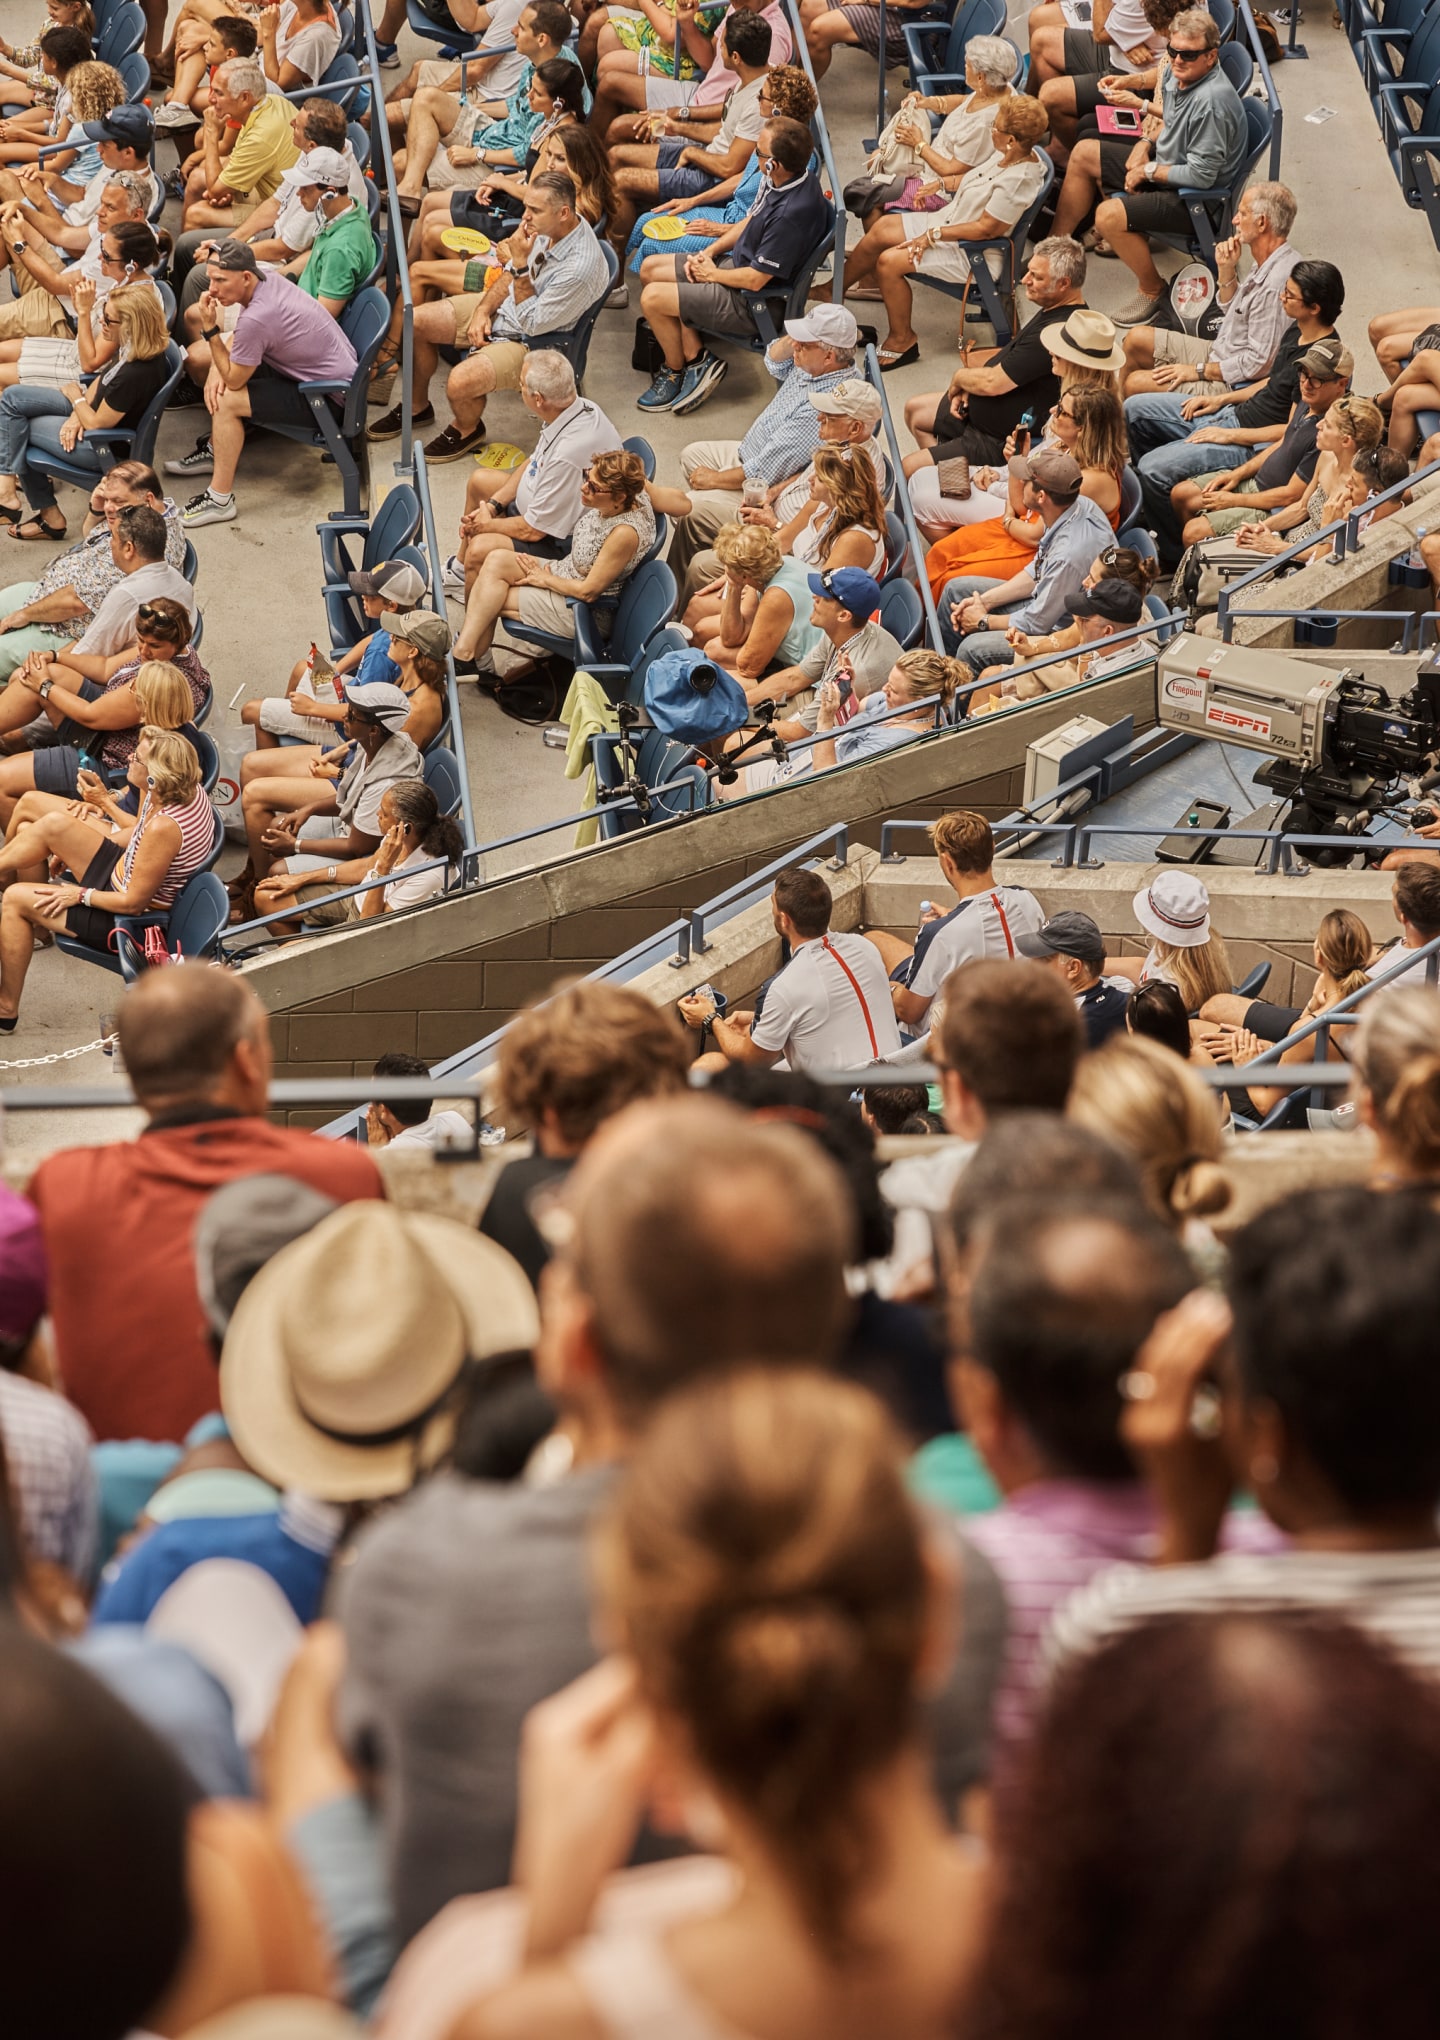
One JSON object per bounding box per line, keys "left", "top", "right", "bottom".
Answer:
{"left": 1405, "top": 524, "right": 1430, "bottom": 590}
{"left": 917, "top": 898, "right": 934, "bottom": 934}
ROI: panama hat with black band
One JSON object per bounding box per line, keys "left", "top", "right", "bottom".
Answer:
{"left": 1041, "top": 308, "right": 1127, "bottom": 376}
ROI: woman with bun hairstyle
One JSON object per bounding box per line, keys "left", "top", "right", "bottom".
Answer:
{"left": 1068, "top": 1032, "right": 1232, "bottom": 1252}
{"left": 683, "top": 521, "right": 822, "bottom": 677}
{"left": 423, "top": 1369, "right": 987, "bottom": 2040}
{"left": 1351, "top": 984, "right": 1440, "bottom": 1190}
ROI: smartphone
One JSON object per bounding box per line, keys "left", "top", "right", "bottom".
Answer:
{"left": 1013, "top": 426, "right": 1031, "bottom": 454}
{"left": 1097, "top": 105, "right": 1144, "bottom": 135}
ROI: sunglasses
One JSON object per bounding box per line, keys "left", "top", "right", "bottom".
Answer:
{"left": 1165, "top": 42, "right": 1210, "bottom": 57}
{"left": 1098, "top": 544, "right": 1124, "bottom": 568}
{"left": 136, "top": 603, "right": 180, "bottom": 632}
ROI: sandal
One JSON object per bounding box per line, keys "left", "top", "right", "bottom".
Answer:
{"left": 6, "top": 514, "right": 66, "bottom": 542}
{"left": 877, "top": 343, "right": 920, "bottom": 372}
{"left": 0, "top": 505, "right": 19, "bottom": 527}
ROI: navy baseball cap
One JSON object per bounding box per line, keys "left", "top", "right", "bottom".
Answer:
{"left": 807, "top": 565, "right": 883, "bottom": 618}
{"left": 1017, "top": 910, "right": 1106, "bottom": 969}
{"left": 82, "top": 104, "right": 155, "bottom": 150}
{"left": 1070, "top": 578, "right": 1145, "bottom": 626}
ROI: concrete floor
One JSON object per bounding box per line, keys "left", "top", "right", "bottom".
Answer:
{"left": 3, "top": 0, "right": 1439, "bottom": 1148}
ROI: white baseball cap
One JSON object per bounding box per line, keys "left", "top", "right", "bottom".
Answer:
{"left": 1133, "top": 870, "right": 1212, "bottom": 948}
{"left": 784, "top": 303, "right": 858, "bottom": 350}
{"left": 810, "top": 377, "right": 882, "bottom": 421}
{"left": 289, "top": 146, "right": 350, "bottom": 190}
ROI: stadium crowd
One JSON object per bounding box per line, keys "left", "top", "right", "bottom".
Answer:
{"left": 5, "top": 0, "right": 1440, "bottom": 2030}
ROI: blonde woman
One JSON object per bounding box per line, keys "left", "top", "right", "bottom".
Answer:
{"left": 1106, "top": 869, "right": 1233, "bottom": 1016}
{"left": 1068, "top": 1031, "right": 1233, "bottom": 1244}
{"left": 683, "top": 522, "right": 822, "bottom": 679}
{"left": 1351, "top": 984, "right": 1440, "bottom": 1191}
{"left": 0, "top": 727, "right": 213, "bottom": 1025}
{"left": 923, "top": 380, "right": 1128, "bottom": 582}
{"left": 839, "top": 94, "right": 1052, "bottom": 369}
{"left": 1213, "top": 907, "right": 1373, "bottom": 1116}
{"left": 1235, "top": 396, "right": 1385, "bottom": 561}
{"left": 455, "top": 451, "right": 655, "bottom": 675}
{"left": 813, "top": 648, "right": 961, "bottom": 768}
{"left": 383, "top": 1371, "right": 988, "bottom": 2040}
{"left": 778, "top": 445, "right": 888, "bottom": 578}
{"left": 0, "top": 284, "right": 173, "bottom": 541}
{"left": 843, "top": 36, "right": 1016, "bottom": 230}
{"left": 0, "top": 220, "right": 162, "bottom": 394}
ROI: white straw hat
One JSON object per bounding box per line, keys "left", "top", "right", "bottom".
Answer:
{"left": 1132, "top": 870, "right": 1212, "bottom": 949}
{"left": 219, "top": 1202, "right": 539, "bottom": 1501}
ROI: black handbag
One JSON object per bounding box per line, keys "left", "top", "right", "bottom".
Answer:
{"left": 631, "top": 317, "right": 665, "bottom": 374}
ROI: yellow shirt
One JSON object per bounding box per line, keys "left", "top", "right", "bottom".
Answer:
{"left": 221, "top": 94, "right": 302, "bottom": 200}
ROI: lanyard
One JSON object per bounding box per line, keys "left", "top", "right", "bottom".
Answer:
{"left": 820, "top": 936, "right": 879, "bottom": 1061}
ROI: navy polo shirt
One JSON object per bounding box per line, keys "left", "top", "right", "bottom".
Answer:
{"left": 731, "top": 166, "right": 833, "bottom": 282}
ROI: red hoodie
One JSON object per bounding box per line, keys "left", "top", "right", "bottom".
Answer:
{"left": 27, "top": 1112, "right": 384, "bottom": 1443}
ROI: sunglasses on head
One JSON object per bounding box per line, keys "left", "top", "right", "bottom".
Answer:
{"left": 1165, "top": 41, "right": 1209, "bottom": 56}
{"left": 137, "top": 603, "right": 180, "bottom": 633}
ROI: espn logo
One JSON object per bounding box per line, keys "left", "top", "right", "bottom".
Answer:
{"left": 1204, "top": 703, "right": 1273, "bottom": 739}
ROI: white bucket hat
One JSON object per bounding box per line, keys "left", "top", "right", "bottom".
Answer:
{"left": 1133, "top": 870, "right": 1212, "bottom": 949}
{"left": 219, "top": 1202, "right": 539, "bottom": 1501}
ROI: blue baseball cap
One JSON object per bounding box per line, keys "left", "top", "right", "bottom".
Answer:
{"left": 82, "top": 103, "right": 155, "bottom": 150}
{"left": 807, "top": 565, "right": 883, "bottom": 619}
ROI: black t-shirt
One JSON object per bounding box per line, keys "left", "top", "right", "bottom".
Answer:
{"left": 91, "top": 351, "right": 171, "bottom": 428}
{"left": 966, "top": 300, "right": 1075, "bottom": 442}
{"left": 1233, "top": 323, "right": 1336, "bottom": 432}
{"left": 478, "top": 1151, "right": 575, "bottom": 1292}
{"left": 1255, "top": 405, "right": 1320, "bottom": 493}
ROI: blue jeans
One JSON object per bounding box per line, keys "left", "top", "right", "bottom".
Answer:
{"left": 0, "top": 384, "right": 106, "bottom": 513}
{"left": 1125, "top": 395, "right": 1245, "bottom": 558}
{"left": 938, "top": 573, "right": 1024, "bottom": 659}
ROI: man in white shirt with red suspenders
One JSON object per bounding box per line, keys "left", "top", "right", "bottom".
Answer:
{"left": 682, "top": 866, "right": 902, "bottom": 1074}
{"left": 864, "top": 809, "right": 1047, "bottom": 1036}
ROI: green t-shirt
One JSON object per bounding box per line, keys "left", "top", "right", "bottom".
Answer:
{"left": 908, "top": 1433, "right": 1001, "bottom": 1517}
{"left": 300, "top": 202, "right": 377, "bottom": 307}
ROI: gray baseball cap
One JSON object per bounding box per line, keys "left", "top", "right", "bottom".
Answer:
{"left": 1016, "top": 910, "right": 1106, "bottom": 968}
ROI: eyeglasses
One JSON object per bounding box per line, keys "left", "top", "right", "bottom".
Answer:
{"left": 1165, "top": 42, "right": 1210, "bottom": 57}
{"left": 1297, "top": 365, "right": 1340, "bottom": 383}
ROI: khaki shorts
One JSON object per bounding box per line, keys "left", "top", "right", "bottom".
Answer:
{"left": 1194, "top": 470, "right": 1261, "bottom": 536}
{"left": 445, "top": 334, "right": 527, "bottom": 387}
{"left": 511, "top": 584, "right": 577, "bottom": 635}
{"left": 0, "top": 286, "right": 68, "bottom": 340}
{"left": 294, "top": 880, "right": 363, "bottom": 926}
{"left": 1153, "top": 329, "right": 1216, "bottom": 370}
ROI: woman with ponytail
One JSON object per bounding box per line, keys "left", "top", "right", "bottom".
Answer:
{"left": 1352, "top": 984, "right": 1440, "bottom": 1190}
{"left": 413, "top": 1370, "right": 987, "bottom": 2040}
{"left": 1068, "top": 1032, "right": 1232, "bottom": 1259}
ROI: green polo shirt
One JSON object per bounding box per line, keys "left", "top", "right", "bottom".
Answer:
{"left": 299, "top": 200, "right": 377, "bottom": 307}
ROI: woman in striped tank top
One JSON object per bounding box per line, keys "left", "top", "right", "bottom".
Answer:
{"left": 0, "top": 728, "right": 213, "bottom": 1029}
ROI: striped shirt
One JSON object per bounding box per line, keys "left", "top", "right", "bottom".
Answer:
{"left": 1045, "top": 1545, "right": 1440, "bottom": 1684}
{"left": 0, "top": 1371, "right": 98, "bottom": 1581}
{"left": 968, "top": 1481, "right": 1282, "bottom": 1758}
{"left": 737, "top": 356, "right": 852, "bottom": 489}
{"left": 123, "top": 786, "right": 215, "bottom": 910}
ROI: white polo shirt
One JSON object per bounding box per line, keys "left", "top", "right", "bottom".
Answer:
{"left": 905, "top": 885, "right": 1047, "bottom": 1018}
{"left": 751, "top": 931, "right": 902, "bottom": 1073}
{"left": 73, "top": 561, "right": 196, "bottom": 658}
{"left": 514, "top": 397, "right": 624, "bottom": 540}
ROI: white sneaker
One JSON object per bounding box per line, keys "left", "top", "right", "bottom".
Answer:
{"left": 154, "top": 101, "right": 198, "bottom": 127}
{"left": 605, "top": 280, "right": 629, "bottom": 309}
{"left": 182, "top": 488, "right": 236, "bottom": 527}
{"left": 441, "top": 552, "right": 465, "bottom": 593}
{"left": 164, "top": 435, "right": 214, "bottom": 476}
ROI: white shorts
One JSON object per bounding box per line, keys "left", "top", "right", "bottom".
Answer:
{"left": 900, "top": 213, "right": 1005, "bottom": 283}
{"left": 259, "top": 696, "right": 334, "bottom": 741}
{"left": 908, "top": 463, "right": 1008, "bottom": 530}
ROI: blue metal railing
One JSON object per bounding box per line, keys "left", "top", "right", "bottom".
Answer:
{"left": 1235, "top": 0, "right": 1284, "bottom": 177}
{"left": 785, "top": 0, "right": 847, "bottom": 305}
{"left": 1217, "top": 457, "right": 1440, "bottom": 641}
{"left": 865, "top": 342, "right": 945, "bottom": 653}
{"left": 677, "top": 823, "right": 852, "bottom": 963}
{"left": 356, "top": 0, "right": 418, "bottom": 473}
{"left": 413, "top": 442, "right": 476, "bottom": 847}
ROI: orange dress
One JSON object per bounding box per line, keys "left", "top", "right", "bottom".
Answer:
{"left": 924, "top": 469, "right": 1124, "bottom": 606}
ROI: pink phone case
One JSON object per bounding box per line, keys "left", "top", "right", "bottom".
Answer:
{"left": 1096, "top": 105, "right": 1143, "bottom": 134}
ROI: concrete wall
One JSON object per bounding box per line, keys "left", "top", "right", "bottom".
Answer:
{"left": 244, "top": 665, "right": 1157, "bottom": 1119}
{"left": 1224, "top": 476, "right": 1440, "bottom": 652}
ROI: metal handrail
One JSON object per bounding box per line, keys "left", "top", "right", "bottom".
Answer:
{"left": 356, "top": 0, "right": 417, "bottom": 472}
{"left": 1244, "top": 931, "right": 1440, "bottom": 1066}
{"left": 1234, "top": 0, "right": 1284, "bottom": 177}
{"left": 680, "top": 822, "right": 851, "bottom": 962}
{"left": 219, "top": 853, "right": 458, "bottom": 955}
{"left": 1217, "top": 456, "right": 1440, "bottom": 642}
{"left": 0, "top": 1061, "right": 1362, "bottom": 1114}
{"left": 784, "top": 0, "right": 847, "bottom": 304}
{"left": 413, "top": 442, "right": 476, "bottom": 847}
{"left": 877, "top": 808, "right": 1440, "bottom": 871}
{"left": 865, "top": 342, "right": 946, "bottom": 652}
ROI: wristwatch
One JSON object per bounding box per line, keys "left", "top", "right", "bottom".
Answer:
{"left": 202, "top": 325, "right": 221, "bottom": 340}
{"left": 37, "top": 677, "right": 52, "bottom": 699}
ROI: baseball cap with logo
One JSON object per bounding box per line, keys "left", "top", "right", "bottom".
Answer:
{"left": 81, "top": 103, "right": 155, "bottom": 149}
{"left": 381, "top": 609, "right": 454, "bottom": 660}
{"left": 784, "top": 303, "right": 859, "bottom": 350}
{"left": 1017, "top": 910, "right": 1106, "bottom": 969}
{"left": 207, "top": 237, "right": 261, "bottom": 274}
{"left": 1008, "top": 447, "right": 1084, "bottom": 497}
{"left": 807, "top": 565, "right": 883, "bottom": 618}
{"left": 1298, "top": 335, "right": 1352, "bottom": 380}
{"left": 347, "top": 559, "right": 428, "bottom": 606}
{"left": 810, "top": 378, "right": 883, "bottom": 422}
{"left": 290, "top": 146, "right": 350, "bottom": 189}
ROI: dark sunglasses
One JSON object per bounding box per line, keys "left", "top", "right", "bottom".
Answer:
{"left": 1165, "top": 42, "right": 1210, "bottom": 57}
{"left": 136, "top": 603, "right": 181, "bottom": 633}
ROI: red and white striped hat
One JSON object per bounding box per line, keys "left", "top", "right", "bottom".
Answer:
{"left": 1132, "top": 871, "right": 1212, "bottom": 949}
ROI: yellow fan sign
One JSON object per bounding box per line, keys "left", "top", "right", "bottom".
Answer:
{"left": 439, "top": 227, "right": 492, "bottom": 255}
